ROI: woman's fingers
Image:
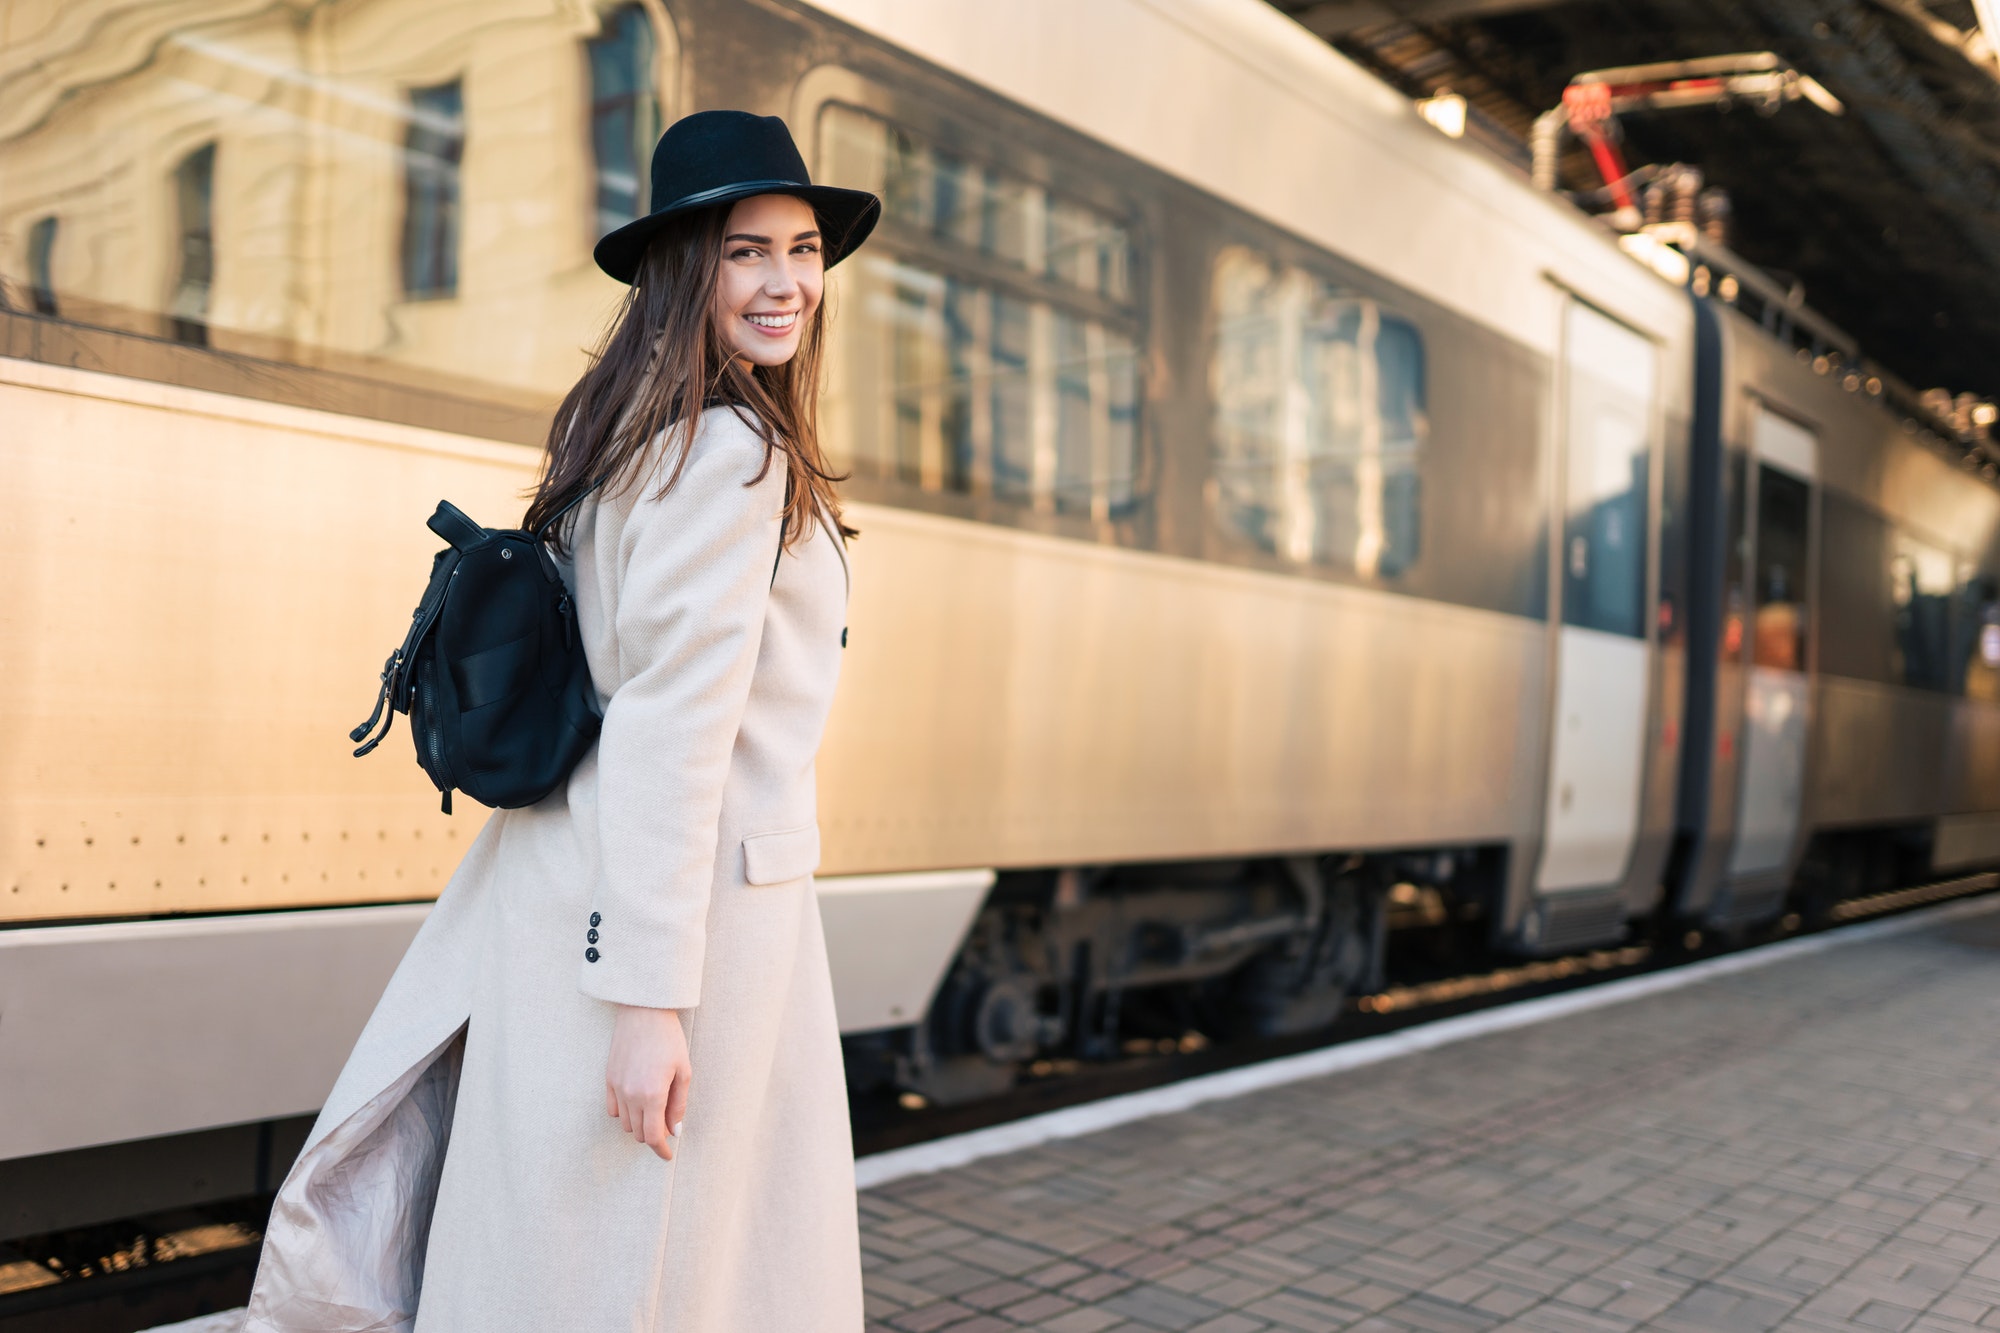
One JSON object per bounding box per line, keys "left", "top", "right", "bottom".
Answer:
{"left": 606, "top": 1082, "right": 620, "bottom": 1120}
{"left": 646, "top": 1099, "right": 675, "bottom": 1161}
{"left": 633, "top": 1087, "right": 671, "bottom": 1160}
{"left": 665, "top": 1062, "right": 690, "bottom": 1142}
{"left": 610, "top": 1083, "right": 677, "bottom": 1160}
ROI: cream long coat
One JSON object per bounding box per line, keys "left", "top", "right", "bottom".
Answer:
{"left": 242, "top": 407, "right": 862, "bottom": 1333}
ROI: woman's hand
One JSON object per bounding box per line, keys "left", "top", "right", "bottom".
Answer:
{"left": 605, "top": 1005, "right": 691, "bottom": 1161}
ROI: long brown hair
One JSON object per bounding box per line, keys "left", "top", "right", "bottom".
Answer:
{"left": 524, "top": 203, "right": 849, "bottom": 551}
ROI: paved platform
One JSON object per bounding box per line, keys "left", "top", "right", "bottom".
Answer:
{"left": 857, "top": 903, "right": 2000, "bottom": 1333}
{"left": 145, "top": 902, "right": 2000, "bottom": 1333}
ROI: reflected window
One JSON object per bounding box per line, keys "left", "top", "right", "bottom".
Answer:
{"left": 1893, "top": 531, "right": 1953, "bottom": 691}
{"left": 169, "top": 143, "right": 215, "bottom": 345}
{"left": 1209, "top": 246, "right": 1425, "bottom": 576}
{"left": 0, "top": 10, "right": 702, "bottom": 420}
{"left": 27, "top": 216, "right": 58, "bottom": 316}
{"left": 588, "top": 5, "right": 659, "bottom": 238}
{"left": 820, "top": 106, "right": 1141, "bottom": 520}
{"left": 1750, "top": 464, "right": 1809, "bottom": 670}
{"left": 402, "top": 81, "right": 464, "bottom": 300}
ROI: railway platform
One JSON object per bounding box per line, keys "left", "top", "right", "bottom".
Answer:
{"left": 141, "top": 898, "right": 2000, "bottom": 1333}
{"left": 850, "top": 900, "right": 2000, "bottom": 1333}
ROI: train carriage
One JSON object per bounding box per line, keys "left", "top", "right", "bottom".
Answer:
{"left": 3, "top": 0, "right": 1997, "bottom": 1231}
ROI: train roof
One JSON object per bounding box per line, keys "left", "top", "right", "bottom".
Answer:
{"left": 804, "top": 0, "right": 1694, "bottom": 365}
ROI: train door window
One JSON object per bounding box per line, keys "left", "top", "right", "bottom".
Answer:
{"left": 1208, "top": 246, "right": 1426, "bottom": 577}
{"left": 1721, "top": 449, "right": 1749, "bottom": 661}
{"left": 587, "top": 5, "right": 662, "bottom": 239}
{"left": 1956, "top": 573, "right": 2000, "bottom": 701}
{"left": 1749, "top": 465, "right": 1809, "bottom": 669}
{"left": 169, "top": 143, "right": 216, "bottom": 346}
{"left": 1559, "top": 302, "right": 1653, "bottom": 637}
{"left": 1893, "top": 531, "right": 1954, "bottom": 691}
{"left": 402, "top": 80, "right": 465, "bottom": 300}
{"left": 27, "top": 216, "right": 58, "bottom": 316}
{"left": 818, "top": 105, "right": 1141, "bottom": 522}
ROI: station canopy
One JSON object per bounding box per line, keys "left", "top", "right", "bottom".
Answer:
{"left": 1269, "top": 0, "right": 2000, "bottom": 404}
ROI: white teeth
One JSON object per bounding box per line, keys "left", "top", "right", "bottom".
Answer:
{"left": 745, "top": 312, "right": 796, "bottom": 329}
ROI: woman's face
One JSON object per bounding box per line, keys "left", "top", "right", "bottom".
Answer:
{"left": 709, "top": 194, "right": 824, "bottom": 367}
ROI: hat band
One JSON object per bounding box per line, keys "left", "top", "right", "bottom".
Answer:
{"left": 658, "top": 178, "right": 811, "bottom": 214}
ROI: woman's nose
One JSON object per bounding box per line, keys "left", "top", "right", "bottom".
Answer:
{"left": 763, "top": 261, "right": 801, "bottom": 297}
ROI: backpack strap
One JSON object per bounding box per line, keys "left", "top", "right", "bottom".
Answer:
{"left": 349, "top": 544, "right": 463, "bottom": 756}
{"left": 349, "top": 649, "right": 403, "bottom": 755}
{"left": 533, "top": 477, "right": 607, "bottom": 544}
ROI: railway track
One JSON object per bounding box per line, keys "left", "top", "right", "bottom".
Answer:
{"left": 6, "top": 871, "right": 1996, "bottom": 1333}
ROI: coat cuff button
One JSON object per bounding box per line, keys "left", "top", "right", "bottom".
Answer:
{"left": 585, "top": 947, "right": 600, "bottom": 963}
{"left": 589, "top": 911, "right": 602, "bottom": 927}
{"left": 587, "top": 928, "right": 599, "bottom": 943}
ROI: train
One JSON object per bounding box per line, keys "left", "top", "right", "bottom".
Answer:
{"left": 5, "top": 0, "right": 1999, "bottom": 1238}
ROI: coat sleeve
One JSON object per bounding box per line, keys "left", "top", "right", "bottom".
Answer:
{"left": 579, "top": 411, "right": 784, "bottom": 1011}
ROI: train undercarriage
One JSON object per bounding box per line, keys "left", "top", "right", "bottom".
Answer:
{"left": 850, "top": 821, "right": 1952, "bottom": 1107}
{"left": 844, "top": 847, "right": 1509, "bottom": 1106}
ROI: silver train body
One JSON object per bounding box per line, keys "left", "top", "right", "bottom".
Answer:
{"left": 4, "top": 0, "right": 1997, "bottom": 1228}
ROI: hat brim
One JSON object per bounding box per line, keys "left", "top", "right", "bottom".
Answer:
{"left": 592, "top": 183, "right": 881, "bottom": 285}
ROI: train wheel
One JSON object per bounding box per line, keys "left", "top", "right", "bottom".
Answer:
{"left": 1224, "top": 872, "right": 1383, "bottom": 1038}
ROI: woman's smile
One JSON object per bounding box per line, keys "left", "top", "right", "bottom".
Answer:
{"left": 743, "top": 310, "right": 798, "bottom": 333}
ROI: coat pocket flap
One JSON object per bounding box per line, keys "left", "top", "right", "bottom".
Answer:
{"left": 742, "top": 825, "right": 820, "bottom": 886}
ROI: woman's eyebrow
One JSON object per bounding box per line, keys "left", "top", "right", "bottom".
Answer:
{"left": 725, "top": 230, "right": 822, "bottom": 244}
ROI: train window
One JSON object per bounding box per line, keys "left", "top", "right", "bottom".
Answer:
{"left": 1818, "top": 496, "right": 1896, "bottom": 685}
{"left": 1892, "top": 532, "right": 1954, "bottom": 691}
{"left": 1559, "top": 304, "right": 1653, "bottom": 638}
{"left": 819, "top": 106, "right": 1142, "bottom": 520}
{"left": 819, "top": 106, "right": 1132, "bottom": 304}
{"left": 1208, "top": 246, "right": 1425, "bottom": 576}
{"left": 1956, "top": 575, "right": 2000, "bottom": 700}
{"left": 1749, "top": 465, "right": 1809, "bottom": 670}
{"left": 27, "top": 217, "right": 59, "bottom": 316}
{"left": 587, "top": 5, "right": 661, "bottom": 239}
{"left": 1720, "top": 450, "right": 1749, "bottom": 661}
{"left": 402, "top": 81, "right": 465, "bottom": 300}
{"left": 169, "top": 143, "right": 216, "bottom": 346}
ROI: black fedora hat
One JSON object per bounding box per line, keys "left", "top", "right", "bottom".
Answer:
{"left": 593, "top": 110, "right": 880, "bottom": 284}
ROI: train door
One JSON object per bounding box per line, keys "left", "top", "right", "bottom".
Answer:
{"left": 1537, "top": 302, "right": 1657, "bottom": 896}
{"left": 1727, "top": 407, "right": 1815, "bottom": 879}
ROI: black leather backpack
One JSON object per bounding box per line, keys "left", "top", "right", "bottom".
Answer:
{"left": 349, "top": 499, "right": 602, "bottom": 813}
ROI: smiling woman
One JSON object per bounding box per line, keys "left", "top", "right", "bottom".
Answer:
{"left": 237, "top": 111, "right": 883, "bottom": 1333}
